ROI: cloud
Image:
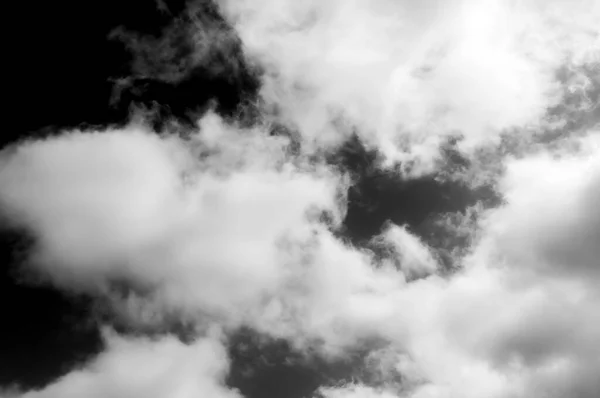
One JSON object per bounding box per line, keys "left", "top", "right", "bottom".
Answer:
{"left": 217, "top": 0, "right": 599, "bottom": 170}
{"left": 0, "top": 115, "right": 406, "bottom": 353}
{"left": 476, "top": 132, "right": 600, "bottom": 283}
{"left": 2, "top": 116, "right": 599, "bottom": 397}
{"left": 12, "top": 330, "right": 240, "bottom": 398}
{"left": 0, "top": 118, "right": 345, "bottom": 333}
{"left": 110, "top": 0, "right": 245, "bottom": 84}
{"left": 314, "top": 130, "right": 600, "bottom": 398}
{"left": 1, "top": 1, "right": 600, "bottom": 397}
{"left": 371, "top": 223, "right": 439, "bottom": 278}
{"left": 319, "top": 385, "right": 399, "bottom": 398}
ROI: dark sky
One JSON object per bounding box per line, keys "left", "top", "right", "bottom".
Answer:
{"left": 1, "top": 1, "right": 491, "bottom": 397}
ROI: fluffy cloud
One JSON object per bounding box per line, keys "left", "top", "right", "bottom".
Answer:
{"left": 0, "top": 115, "right": 411, "bottom": 350}
{"left": 217, "top": 0, "right": 600, "bottom": 170}
{"left": 13, "top": 330, "right": 239, "bottom": 398}
{"left": 315, "top": 131, "right": 600, "bottom": 398}
{"left": 0, "top": 119, "right": 345, "bottom": 333}
{"left": 478, "top": 132, "right": 600, "bottom": 283}
{"left": 2, "top": 118, "right": 599, "bottom": 398}
{"left": 1, "top": 1, "right": 599, "bottom": 397}
{"left": 373, "top": 223, "right": 439, "bottom": 278}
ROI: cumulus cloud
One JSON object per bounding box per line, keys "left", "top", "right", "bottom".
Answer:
{"left": 0, "top": 115, "right": 401, "bottom": 349}
{"left": 13, "top": 330, "right": 240, "bottom": 398}
{"left": 1, "top": 1, "right": 600, "bottom": 398}
{"left": 4, "top": 120, "right": 599, "bottom": 398}
{"left": 314, "top": 130, "right": 600, "bottom": 398}
{"left": 0, "top": 119, "right": 345, "bottom": 334}
{"left": 217, "top": 0, "right": 599, "bottom": 170}
{"left": 477, "top": 132, "right": 600, "bottom": 283}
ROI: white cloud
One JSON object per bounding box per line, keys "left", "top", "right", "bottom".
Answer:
{"left": 1, "top": 1, "right": 600, "bottom": 396}
{"left": 307, "top": 131, "right": 600, "bottom": 398}
{"left": 15, "top": 330, "right": 240, "bottom": 398}
{"left": 477, "top": 132, "right": 600, "bottom": 284}
{"left": 0, "top": 126, "right": 192, "bottom": 291}
{"left": 0, "top": 116, "right": 404, "bottom": 352}
{"left": 0, "top": 119, "right": 346, "bottom": 333}
{"left": 216, "top": 0, "right": 599, "bottom": 171}
{"left": 2, "top": 122, "right": 599, "bottom": 398}
{"left": 319, "top": 385, "right": 399, "bottom": 398}
{"left": 0, "top": 115, "right": 409, "bottom": 394}
{"left": 373, "top": 223, "right": 439, "bottom": 278}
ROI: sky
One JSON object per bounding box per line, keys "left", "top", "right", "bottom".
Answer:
{"left": 0, "top": 0, "right": 599, "bottom": 398}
